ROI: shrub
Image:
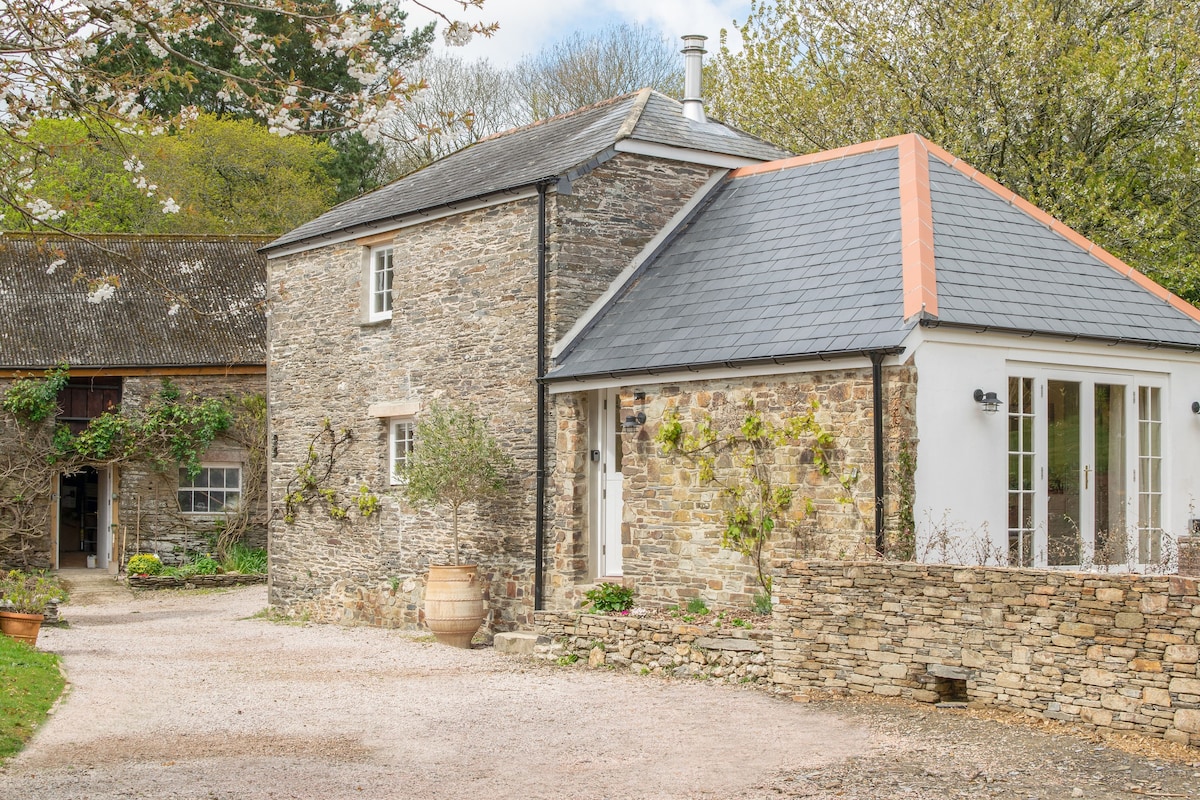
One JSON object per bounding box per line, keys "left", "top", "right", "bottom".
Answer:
{"left": 584, "top": 582, "right": 634, "bottom": 613}
{"left": 222, "top": 543, "right": 267, "bottom": 574}
{"left": 126, "top": 553, "right": 162, "bottom": 576}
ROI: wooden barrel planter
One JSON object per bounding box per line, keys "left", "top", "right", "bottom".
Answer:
{"left": 0, "top": 611, "right": 45, "bottom": 647}
{"left": 424, "top": 565, "right": 485, "bottom": 648}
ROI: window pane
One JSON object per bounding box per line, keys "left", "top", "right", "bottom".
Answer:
{"left": 226, "top": 468, "right": 241, "bottom": 489}
{"left": 179, "top": 493, "right": 193, "bottom": 512}
{"left": 1047, "top": 380, "right": 1081, "bottom": 566}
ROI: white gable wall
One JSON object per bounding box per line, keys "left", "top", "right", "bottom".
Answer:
{"left": 911, "top": 326, "right": 1200, "bottom": 569}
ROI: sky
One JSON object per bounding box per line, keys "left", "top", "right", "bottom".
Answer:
{"left": 405, "top": 0, "right": 752, "bottom": 66}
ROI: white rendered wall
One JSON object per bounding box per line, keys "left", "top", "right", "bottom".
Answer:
{"left": 909, "top": 326, "right": 1200, "bottom": 567}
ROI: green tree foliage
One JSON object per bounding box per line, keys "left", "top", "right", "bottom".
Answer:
{"left": 3, "top": 116, "right": 337, "bottom": 234}
{"left": 709, "top": 0, "right": 1200, "bottom": 302}
{"left": 85, "top": 0, "right": 435, "bottom": 202}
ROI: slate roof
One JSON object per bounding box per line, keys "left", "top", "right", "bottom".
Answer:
{"left": 264, "top": 90, "right": 788, "bottom": 254}
{"left": 547, "top": 134, "right": 1200, "bottom": 381}
{"left": 0, "top": 233, "right": 268, "bottom": 369}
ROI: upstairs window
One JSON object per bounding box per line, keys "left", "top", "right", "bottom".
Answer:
{"left": 369, "top": 245, "right": 394, "bottom": 322}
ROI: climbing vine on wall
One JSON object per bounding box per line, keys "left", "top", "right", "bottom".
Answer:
{"left": 892, "top": 441, "right": 917, "bottom": 561}
{"left": 656, "top": 397, "right": 846, "bottom": 592}
{"left": 282, "top": 420, "right": 380, "bottom": 523}
{"left": 53, "top": 378, "right": 232, "bottom": 477}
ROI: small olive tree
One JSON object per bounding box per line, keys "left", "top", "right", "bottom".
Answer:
{"left": 399, "top": 403, "right": 512, "bottom": 566}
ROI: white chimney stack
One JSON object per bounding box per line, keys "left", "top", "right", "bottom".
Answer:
{"left": 681, "top": 34, "right": 707, "bottom": 123}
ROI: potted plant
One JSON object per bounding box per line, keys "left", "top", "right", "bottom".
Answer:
{"left": 0, "top": 570, "right": 65, "bottom": 647}
{"left": 399, "top": 402, "right": 512, "bottom": 647}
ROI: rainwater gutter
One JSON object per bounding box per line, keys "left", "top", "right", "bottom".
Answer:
{"left": 535, "top": 182, "right": 549, "bottom": 611}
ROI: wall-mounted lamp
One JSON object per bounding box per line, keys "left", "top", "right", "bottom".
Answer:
{"left": 623, "top": 391, "right": 647, "bottom": 430}
{"left": 973, "top": 388, "right": 1003, "bottom": 415}
{"left": 1192, "top": 401, "right": 1200, "bottom": 415}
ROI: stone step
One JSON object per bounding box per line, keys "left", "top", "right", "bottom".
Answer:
{"left": 493, "top": 631, "right": 544, "bottom": 655}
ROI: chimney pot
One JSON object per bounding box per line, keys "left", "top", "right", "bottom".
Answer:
{"left": 680, "top": 34, "right": 707, "bottom": 123}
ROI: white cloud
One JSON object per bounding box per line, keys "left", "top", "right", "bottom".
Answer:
{"left": 408, "top": 0, "right": 748, "bottom": 66}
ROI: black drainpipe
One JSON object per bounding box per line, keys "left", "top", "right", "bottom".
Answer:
{"left": 534, "top": 183, "right": 549, "bottom": 611}
{"left": 870, "top": 351, "right": 886, "bottom": 556}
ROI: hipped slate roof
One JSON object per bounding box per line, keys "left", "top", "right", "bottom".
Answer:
{"left": 548, "top": 134, "right": 1200, "bottom": 380}
{"left": 0, "top": 233, "right": 268, "bottom": 370}
{"left": 264, "top": 90, "right": 788, "bottom": 253}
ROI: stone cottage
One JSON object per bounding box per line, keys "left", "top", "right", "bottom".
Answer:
{"left": 0, "top": 233, "right": 269, "bottom": 571}
{"left": 265, "top": 66, "right": 1200, "bottom": 631}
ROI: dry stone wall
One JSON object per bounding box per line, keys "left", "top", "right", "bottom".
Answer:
{"left": 774, "top": 560, "right": 1200, "bottom": 746}
{"left": 535, "top": 610, "right": 774, "bottom": 683}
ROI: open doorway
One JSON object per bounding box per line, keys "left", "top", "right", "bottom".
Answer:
{"left": 57, "top": 467, "right": 111, "bottom": 569}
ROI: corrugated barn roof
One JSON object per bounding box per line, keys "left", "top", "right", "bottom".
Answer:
{"left": 0, "top": 233, "right": 268, "bottom": 369}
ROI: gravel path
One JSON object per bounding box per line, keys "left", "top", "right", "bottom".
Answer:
{"left": 2, "top": 578, "right": 1198, "bottom": 800}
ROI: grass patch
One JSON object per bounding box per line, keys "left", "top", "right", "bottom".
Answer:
{"left": 0, "top": 636, "right": 65, "bottom": 761}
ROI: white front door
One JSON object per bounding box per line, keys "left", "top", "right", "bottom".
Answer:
{"left": 592, "top": 389, "right": 624, "bottom": 577}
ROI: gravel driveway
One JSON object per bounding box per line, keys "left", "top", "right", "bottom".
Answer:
{"left": 2, "top": 580, "right": 1199, "bottom": 800}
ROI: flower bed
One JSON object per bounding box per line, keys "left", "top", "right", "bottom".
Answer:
{"left": 534, "top": 610, "right": 773, "bottom": 683}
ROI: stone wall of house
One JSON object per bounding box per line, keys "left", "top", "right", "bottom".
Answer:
{"left": 774, "top": 560, "right": 1200, "bottom": 746}
{"left": 546, "top": 155, "right": 716, "bottom": 342}
{"left": 547, "top": 364, "right": 918, "bottom": 612}
{"left": 535, "top": 609, "right": 774, "bottom": 683}
{"left": 266, "top": 154, "right": 725, "bottom": 632}
{"left": 267, "top": 197, "right": 542, "bottom": 631}
{"left": 117, "top": 373, "right": 267, "bottom": 564}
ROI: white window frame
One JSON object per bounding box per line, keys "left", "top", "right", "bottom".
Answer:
{"left": 368, "top": 245, "right": 394, "bottom": 322}
{"left": 389, "top": 418, "right": 415, "bottom": 485}
{"left": 178, "top": 463, "right": 242, "bottom": 514}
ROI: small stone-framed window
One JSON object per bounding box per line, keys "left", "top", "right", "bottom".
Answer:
{"left": 389, "top": 419, "right": 415, "bottom": 484}
{"left": 368, "top": 245, "right": 394, "bottom": 322}
{"left": 178, "top": 464, "right": 241, "bottom": 513}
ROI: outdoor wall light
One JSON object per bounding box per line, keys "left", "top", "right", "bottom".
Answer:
{"left": 973, "top": 389, "right": 1003, "bottom": 414}
{"left": 1192, "top": 401, "right": 1200, "bottom": 414}
{"left": 623, "top": 391, "right": 648, "bottom": 430}
{"left": 623, "top": 411, "right": 647, "bottom": 430}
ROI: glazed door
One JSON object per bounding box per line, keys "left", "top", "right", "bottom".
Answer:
{"left": 1042, "top": 378, "right": 1128, "bottom": 567}
{"left": 591, "top": 389, "right": 624, "bottom": 578}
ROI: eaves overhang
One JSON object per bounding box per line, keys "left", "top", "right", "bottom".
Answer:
{"left": 541, "top": 346, "right": 907, "bottom": 386}
{"left": 919, "top": 318, "right": 1200, "bottom": 354}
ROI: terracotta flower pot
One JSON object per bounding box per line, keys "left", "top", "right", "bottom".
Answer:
{"left": 0, "top": 610, "right": 45, "bottom": 647}
{"left": 424, "top": 564, "right": 485, "bottom": 648}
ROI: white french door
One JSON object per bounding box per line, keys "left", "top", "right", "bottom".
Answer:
{"left": 1008, "top": 372, "right": 1164, "bottom": 569}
